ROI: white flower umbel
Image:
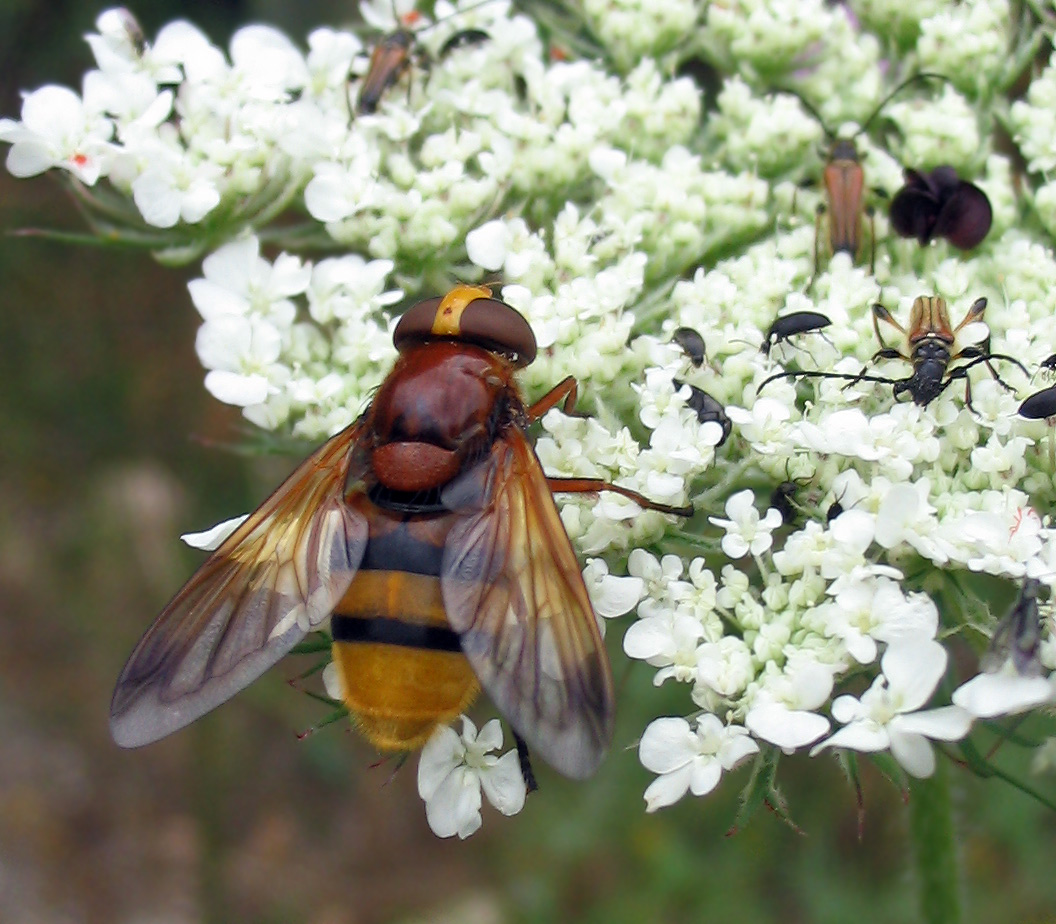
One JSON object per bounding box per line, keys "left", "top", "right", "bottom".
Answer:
{"left": 639, "top": 715, "right": 759, "bottom": 812}
{"left": 417, "top": 717, "right": 528, "bottom": 839}
{"left": 7, "top": 0, "right": 1056, "bottom": 837}
{"left": 812, "top": 641, "right": 972, "bottom": 778}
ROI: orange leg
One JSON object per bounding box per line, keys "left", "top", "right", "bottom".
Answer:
{"left": 532, "top": 377, "right": 694, "bottom": 517}
{"left": 547, "top": 476, "right": 693, "bottom": 517}
{"left": 528, "top": 376, "right": 578, "bottom": 420}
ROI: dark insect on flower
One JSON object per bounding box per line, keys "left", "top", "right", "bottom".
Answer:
{"left": 786, "top": 72, "right": 948, "bottom": 278}
{"left": 771, "top": 482, "right": 800, "bottom": 525}
{"left": 672, "top": 327, "right": 707, "bottom": 366}
{"left": 1030, "top": 353, "right": 1056, "bottom": 384}
{"left": 888, "top": 166, "right": 992, "bottom": 250}
{"left": 110, "top": 284, "right": 692, "bottom": 782}
{"left": 675, "top": 379, "right": 732, "bottom": 446}
{"left": 762, "top": 310, "right": 832, "bottom": 356}
{"left": 437, "top": 27, "right": 490, "bottom": 56}
{"left": 1019, "top": 384, "right": 1056, "bottom": 421}
{"left": 357, "top": 1, "right": 497, "bottom": 115}
{"left": 760, "top": 296, "right": 1027, "bottom": 410}
{"left": 982, "top": 578, "right": 1046, "bottom": 677}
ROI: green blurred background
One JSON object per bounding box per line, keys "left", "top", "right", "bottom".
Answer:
{"left": 1, "top": 3, "right": 1055, "bottom": 922}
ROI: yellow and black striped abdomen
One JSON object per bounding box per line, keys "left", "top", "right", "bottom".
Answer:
{"left": 330, "top": 503, "right": 478, "bottom": 752}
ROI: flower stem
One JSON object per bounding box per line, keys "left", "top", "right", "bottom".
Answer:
{"left": 908, "top": 759, "right": 961, "bottom": 924}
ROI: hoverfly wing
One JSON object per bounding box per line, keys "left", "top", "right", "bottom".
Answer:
{"left": 440, "top": 429, "right": 615, "bottom": 780}
{"left": 110, "top": 422, "right": 371, "bottom": 748}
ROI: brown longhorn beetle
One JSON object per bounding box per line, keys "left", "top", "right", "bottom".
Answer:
{"left": 357, "top": 0, "right": 496, "bottom": 114}
{"left": 760, "top": 295, "right": 1027, "bottom": 410}
{"left": 787, "top": 73, "right": 948, "bottom": 280}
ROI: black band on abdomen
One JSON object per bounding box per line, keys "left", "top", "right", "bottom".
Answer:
{"left": 330, "top": 614, "right": 462, "bottom": 653}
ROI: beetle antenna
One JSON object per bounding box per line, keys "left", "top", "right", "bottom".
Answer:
{"left": 776, "top": 87, "right": 833, "bottom": 139}
{"left": 416, "top": 0, "right": 504, "bottom": 34}
{"left": 854, "top": 71, "right": 951, "bottom": 138}
{"left": 757, "top": 367, "right": 897, "bottom": 395}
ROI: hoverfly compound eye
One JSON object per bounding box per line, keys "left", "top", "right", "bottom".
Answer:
{"left": 393, "top": 284, "right": 538, "bottom": 366}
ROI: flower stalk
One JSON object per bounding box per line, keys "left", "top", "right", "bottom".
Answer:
{"left": 909, "top": 758, "right": 962, "bottom": 924}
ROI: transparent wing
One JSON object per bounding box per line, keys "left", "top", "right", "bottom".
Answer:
{"left": 110, "top": 422, "right": 370, "bottom": 747}
{"left": 441, "top": 429, "right": 614, "bottom": 779}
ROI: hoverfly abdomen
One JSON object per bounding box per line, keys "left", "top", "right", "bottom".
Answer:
{"left": 330, "top": 499, "right": 479, "bottom": 752}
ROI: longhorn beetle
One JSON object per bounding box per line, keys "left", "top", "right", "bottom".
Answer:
{"left": 357, "top": 0, "right": 498, "bottom": 114}
{"left": 759, "top": 296, "right": 1027, "bottom": 410}
{"left": 787, "top": 72, "right": 949, "bottom": 278}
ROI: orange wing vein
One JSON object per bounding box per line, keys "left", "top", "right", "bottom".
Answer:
{"left": 441, "top": 429, "right": 614, "bottom": 779}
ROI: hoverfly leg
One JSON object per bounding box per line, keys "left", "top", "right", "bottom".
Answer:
{"left": 514, "top": 730, "right": 539, "bottom": 793}
{"left": 546, "top": 476, "right": 693, "bottom": 518}
{"left": 296, "top": 705, "right": 351, "bottom": 740}
{"left": 527, "top": 375, "right": 580, "bottom": 419}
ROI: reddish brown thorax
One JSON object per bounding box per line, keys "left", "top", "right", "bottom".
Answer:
{"left": 366, "top": 284, "right": 532, "bottom": 493}
{"left": 368, "top": 342, "right": 516, "bottom": 492}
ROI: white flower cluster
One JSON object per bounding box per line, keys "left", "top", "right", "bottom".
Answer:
{"left": 5, "top": 0, "right": 1056, "bottom": 837}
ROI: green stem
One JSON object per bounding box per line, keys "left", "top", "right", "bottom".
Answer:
{"left": 908, "top": 760, "right": 961, "bottom": 924}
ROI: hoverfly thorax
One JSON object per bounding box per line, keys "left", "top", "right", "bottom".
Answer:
{"left": 368, "top": 285, "right": 530, "bottom": 492}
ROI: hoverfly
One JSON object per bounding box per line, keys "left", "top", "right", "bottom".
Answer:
{"left": 110, "top": 285, "right": 692, "bottom": 781}
{"left": 888, "top": 165, "right": 992, "bottom": 251}
{"left": 760, "top": 296, "right": 1026, "bottom": 410}
{"left": 788, "top": 73, "right": 947, "bottom": 277}
{"left": 356, "top": 0, "right": 496, "bottom": 114}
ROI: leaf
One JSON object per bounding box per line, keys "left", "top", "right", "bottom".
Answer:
{"left": 864, "top": 750, "right": 910, "bottom": 803}
{"left": 727, "top": 747, "right": 803, "bottom": 836}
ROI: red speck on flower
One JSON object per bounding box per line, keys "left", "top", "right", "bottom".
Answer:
{"left": 70, "top": 152, "right": 89, "bottom": 167}
{"left": 1009, "top": 507, "right": 1038, "bottom": 539}
{"left": 549, "top": 45, "right": 568, "bottom": 61}
{"left": 402, "top": 10, "right": 422, "bottom": 26}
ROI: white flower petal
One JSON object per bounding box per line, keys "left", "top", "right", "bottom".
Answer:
{"left": 886, "top": 730, "right": 936, "bottom": 778}
{"left": 643, "top": 763, "right": 693, "bottom": 812}
{"left": 952, "top": 672, "right": 1055, "bottom": 718}
{"left": 745, "top": 703, "right": 829, "bottom": 749}
{"left": 180, "top": 514, "right": 248, "bottom": 550}
{"left": 891, "top": 706, "right": 972, "bottom": 742}
{"left": 417, "top": 725, "right": 464, "bottom": 801}
{"left": 479, "top": 750, "right": 528, "bottom": 816}
{"left": 881, "top": 640, "right": 947, "bottom": 712}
